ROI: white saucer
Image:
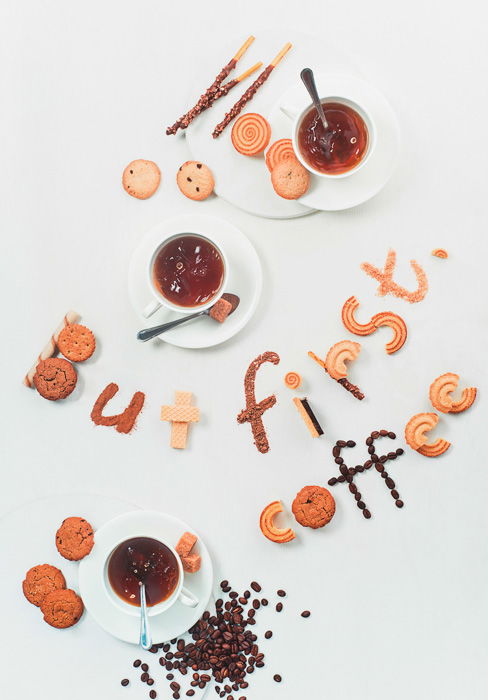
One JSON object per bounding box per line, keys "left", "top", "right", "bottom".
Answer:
{"left": 268, "top": 73, "right": 401, "bottom": 211}
{"left": 79, "top": 509, "right": 213, "bottom": 644}
{"left": 184, "top": 30, "right": 362, "bottom": 219}
{"left": 128, "top": 214, "right": 262, "bottom": 348}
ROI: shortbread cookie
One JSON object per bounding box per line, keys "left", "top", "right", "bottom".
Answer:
{"left": 259, "top": 501, "right": 296, "bottom": 543}
{"left": 22, "top": 564, "right": 66, "bottom": 607}
{"left": 271, "top": 160, "right": 310, "bottom": 200}
{"left": 292, "top": 486, "right": 335, "bottom": 529}
{"left": 56, "top": 517, "right": 94, "bottom": 561}
{"left": 33, "top": 358, "right": 77, "bottom": 400}
{"left": 41, "top": 589, "right": 84, "bottom": 629}
{"left": 176, "top": 161, "right": 214, "bottom": 201}
{"left": 122, "top": 159, "right": 161, "bottom": 199}
{"left": 57, "top": 323, "right": 95, "bottom": 362}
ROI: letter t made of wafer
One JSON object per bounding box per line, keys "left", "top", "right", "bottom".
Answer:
{"left": 160, "top": 391, "right": 200, "bottom": 449}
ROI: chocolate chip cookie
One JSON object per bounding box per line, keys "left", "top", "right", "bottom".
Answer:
{"left": 22, "top": 564, "right": 66, "bottom": 607}
{"left": 41, "top": 589, "right": 84, "bottom": 629}
{"left": 56, "top": 516, "right": 94, "bottom": 561}
{"left": 292, "top": 485, "right": 336, "bottom": 529}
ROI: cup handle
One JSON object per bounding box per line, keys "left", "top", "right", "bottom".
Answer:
{"left": 279, "top": 104, "right": 299, "bottom": 120}
{"left": 178, "top": 586, "right": 199, "bottom": 608}
{"left": 142, "top": 299, "right": 161, "bottom": 318}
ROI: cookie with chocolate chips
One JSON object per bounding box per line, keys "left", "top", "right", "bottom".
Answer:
{"left": 55, "top": 516, "right": 94, "bottom": 561}
{"left": 292, "top": 485, "right": 336, "bottom": 529}
{"left": 176, "top": 161, "right": 214, "bottom": 201}
{"left": 22, "top": 564, "right": 66, "bottom": 607}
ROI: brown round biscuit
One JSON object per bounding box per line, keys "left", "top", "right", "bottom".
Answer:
{"left": 56, "top": 516, "right": 94, "bottom": 561}
{"left": 57, "top": 323, "right": 96, "bottom": 362}
{"left": 176, "top": 161, "right": 214, "bottom": 201}
{"left": 33, "top": 358, "right": 77, "bottom": 401}
{"left": 41, "top": 589, "right": 84, "bottom": 629}
{"left": 22, "top": 564, "right": 66, "bottom": 607}
{"left": 292, "top": 485, "right": 336, "bottom": 529}
{"left": 122, "top": 159, "right": 161, "bottom": 199}
{"left": 271, "top": 160, "right": 310, "bottom": 200}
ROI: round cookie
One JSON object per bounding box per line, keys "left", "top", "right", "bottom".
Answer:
{"left": 292, "top": 485, "right": 336, "bottom": 529}
{"left": 41, "top": 589, "right": 84, "bottom": 629}
{"left": 22, "top": 564, "right": 66, "bottom": 607}
{"left": 122, "top": 159, "right": 161, "bottom": 199}
{"left": 271, "top": 160, "right": 310, "bottom": 200}
{"left": 56, "top": 516, "right": 94, "bottom": 561}
{"left": 176, "top": 161, "right": 214, "bottom": 201}
{"left": 57, "top": 323, "right": 96, "bottom": 362}
{"left": 33, "top": 357, "right": 77, "bottom": 401}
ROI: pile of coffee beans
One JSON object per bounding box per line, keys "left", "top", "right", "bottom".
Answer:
{"left": 327, "top": 430, "right": 405, "bottom": 518}
{"left": 121, "top": 581, "right": 311, "bottom": 698}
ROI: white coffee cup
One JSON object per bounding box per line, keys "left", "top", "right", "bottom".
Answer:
{"left": 280, "top": 95, "right": 376, "bottom": 179}
{"left": 103, "top": 535, "right": 199, "bottom": 617}
{"left": 143, "top": 231, "right": 228, "bottom": 319}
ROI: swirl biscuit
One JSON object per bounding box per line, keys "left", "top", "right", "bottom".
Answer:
{"left": 22, "top": 564, "right": 66, "bottom": 607}
{"left": 33, "top": 357, "right": 77, "bottom": 400}
{"left": 56, "top": 516, "right": 94, "bottom": 561}
{"left": 41, "top": 589, "right": 84, "bottom": 629}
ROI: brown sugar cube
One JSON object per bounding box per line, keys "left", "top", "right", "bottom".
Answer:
{"left": 176, "top": 531, "right": 198, "bottom": 558}
{"left": 182, "top": 553, "right": 201, "bottom": 573}
{"left": 209, "top": 298, "right": 233, "bottom": 323}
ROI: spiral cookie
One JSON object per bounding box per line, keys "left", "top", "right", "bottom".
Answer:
{"left": 284, "top": 371, "right": 301, "bottom": 389}
{"left": 265, "top": 139, "right": 297, "bottom": 171}
{"left": 231, "top": 113, "right": 271, "bottom": 155}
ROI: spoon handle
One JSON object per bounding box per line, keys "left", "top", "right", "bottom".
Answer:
{"left": 139, "top": 584, "right": 152, "bottom": 651}
{"left": 300, "top": 67, "right": 328, "bottom": 129}
{"left": 137, "top": 311, "right": 205, "bottom": 341}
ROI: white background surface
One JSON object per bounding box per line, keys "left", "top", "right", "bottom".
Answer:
{"left": 1, "top": 1, "right": 487, "bottom": 699}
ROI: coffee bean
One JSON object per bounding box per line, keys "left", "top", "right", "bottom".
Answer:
{"left": 229, "top": 591, "right": 238, "bottom": 599}
{"left": 371, "top": 454, "right": 379, "bottom": 463}
{"left": 149, "top": 645, "right": 158, "bottom": 653}
{"left": 277, "top": 589, "right": 286, "bottom": 597}
{"left": 301, "top": 610, "right": 311, "bottom": 618}
{"left": 355, "top": 492, "right": 362, "bottom": 501}
{"left": 368, "top": 445, "right": 375, "bottom": 454}
{"left": 388, "top": 431, "right": 396, "bottom": 439}
{"left": 387, "top": 452, "right": 397, "bottom": 460}
{"left": 349, "top": 483, "right": 357, "bottom": 494}
{"left": 186, "top": 691, "right": 195, "bottom": 697}
{"left": 346, "top": 440, "right": 356, "bottom": 447}
{"left": 385, "top": 478, "right": 395, "bottom": 489}
{"left": 335, "top": 457, "right": 344, "bottom": 465}
{"left": 276, "top": 602, "right": 283, "bottom": 612}
{"left": 396, "top": 448, "right": 404, "bottom": 456}
{"left": 332, "top": 446, "right": 340, "bottom": 457}
{"left": 380, "top": 429, "right": 388, "bottom": 436}
{"left": 159, "top": 658, "right": 165, "bottom": 666}
{"left": 363, "top": 509, "right": 371, "bottom": 519}
{"left": 273, "top": 674, "right": 282, "bottom": 682}
{"left": 379, "top": 455, "right": 388, "bottom": 463}
{"left": 395, "top": 499, "right": 404, "bottom": 508}
{"left": 348, "top": 467, "right": 356, "bottom": 475}
{"left": 357, "top": 501, "right": 366, "bottom": 509}
{"left": 141, "top": 673, "right": 149, "bottom": 682}
{"left": 337, "top": 440, "right": 347, "bottom": 447}
{"left": 381, "top": 472, "right": 388, "bottom": 479}
{"left": 133, "top": 660, "right": 141, "bottom": 668}
{"left": 363, "top": 460, "right": 372, "bottom": 468}
{"left": 141, "top": 663, "right": 149, "bottom": 672}
{"left": 220, "top": 580, "right": 228, "bottom": 588}
{"left": 340, "top": 465, "right": 348, "bottom": 475}
{"left": 252, "top": 599, "right": 260, "bottom": 609}
{"left": 147, "top": 678, "right": 154, "bottom": 686}
{"left": 356, "top": 465, "right": 364, "bottom": 472}
{"left": 375, "top": 464, "right": 384, "bottom": 472}
{"left": 328, "top": 477, "right": 337, "bottom": 485}
{"left": 337, "top": 475, "right": 346, "bottom": 482}
{"left": 265, "top": 630, "right": 273, "bottom": 639}
{"left": 346, "top": 475, "right": 353, "bottom": 483}
{"left": 371, "top": 431, "right": 380, "bottom": 439}
{"left": 166, "top": 674, "right": 174, "bottom": 680}
{"left": 261, "top": 598, "right": 268, "bottom": 606}
{"left": 391, "top": 490, "right": 399, "bottom": 499}
{"left": 250, "top": 581, "right": 261, "bottom": 592}
{"left": 366, "top": 437, "right": 373, "bottom": 446}
{"left": 150, "top": 691, "right": 157, "bottom": 699}
{"left": 121, "top": 679, "right": 129, "bottom": 687}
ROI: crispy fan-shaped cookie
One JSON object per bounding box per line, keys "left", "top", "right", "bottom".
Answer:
{"left": 259, "top": 501, "right": 296, "bottom": 543}
{"left": 417, "top": 439, "right": 451, "bottom": 457}
{"left": 429, "top": 373, "right": 477, "bottom": 414}
{"left": 371, "top": 311, "right": 408, "bottom": 354}
{"left": 324, "top": 340, "right": 361, "bottom": 380}
{"left": 432, "top": 248, "right": 448, "bottom": 258}
{"left": 405, "top": 412, "right": 451, "bottom": 457}
{"left": 404, "top": 412, "right": 439, "bottom": 449}
{"left": 341, "top": 296, "right": 376, "bottom": 336}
